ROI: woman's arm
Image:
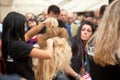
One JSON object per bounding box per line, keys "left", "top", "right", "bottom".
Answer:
{"left": 29, "top": 38, "right": 53, "bottom": 59}
{"left": 66, "top": 66, "right": 86, "bottom": 80}
{"left": 25, "top": 22, "right": 45, "bottom": 42}
{"left": 25, "top": 18, "right": 53, "bottom": 42}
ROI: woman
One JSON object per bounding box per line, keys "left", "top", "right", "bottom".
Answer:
{"left": 2, "top": 11, "right": 53, "bottom": 80}
{"left": 67, "top": 20, "right": 96, "bottom": 80}
{"left": 35, "top": 17, "right": 71, "bottom": 80}
{"left": 87, "top": 0, "right": 120, "bottom": 80}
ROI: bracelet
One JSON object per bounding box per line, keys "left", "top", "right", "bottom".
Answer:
{"left": 74, "top": 73, "right": 81, "bottom": 80}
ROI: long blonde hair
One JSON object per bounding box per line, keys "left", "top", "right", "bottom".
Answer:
{"left": 37, "top": 17, "right": 68, "bottom": 48}
{"left": 35, "top": 37, "right": 72, "bottom": 80}
{"left": 88, "top": 0, "right": 120, "bottom": 66}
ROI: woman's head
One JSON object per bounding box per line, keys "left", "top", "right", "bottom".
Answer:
{"left": 77, "top": 20, "right": 96, "bottom": 43}
{"left": 26, "top": 18, "right": 38, "bottom": 29}
{"left": 88, "top": 0, "right": 120, "bottom": 66}
{"left": 100, "top": 0, "right": 120, "bottom": 29}
{"left": 2, "top": 11, "right": 26, "bottom": 41}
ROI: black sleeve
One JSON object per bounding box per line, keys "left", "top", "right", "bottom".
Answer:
{"left": 9, "top": 41, "right": 33, "bottom": 59}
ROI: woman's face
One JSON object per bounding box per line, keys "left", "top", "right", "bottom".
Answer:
{"left": 80, "top": 24, "right": 93, "bottom": 42}
{"left": 28, "top": 21, "right": 37, "bottom": 29}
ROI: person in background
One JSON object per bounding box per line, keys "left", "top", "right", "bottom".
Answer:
{"left": 26, "top": 18, "right": 38, "bottom": 31}
{"left": 99, "top": 5, "right": 107, "bottom": 18}
{"left": 65, "top": 12, "right": 74, "bottom": 38}
{"left": 59, "top": 9, "right": 67, "bottom": 23}
{"left": 25, "top": 12, "right": 36, "bottom": 21}
{"left": 39, "top": 5, "right": 60, "bottom": 34}
{"left": 1, "top": 11, "right": 54, "bottom": 80}
{"left": 24, "top": 12, "right": 37, "bottom": 32}
{"left": 47, "top": 5, "right": 67, "bottom": 29}
{"left": 59, "top": 9, "right": 72, "bottom": 38}
{"left": 87, "top": 0, "right": 120, "bottom": 80}
{"left": 26, "top": 18, "right": 38, "bottom": 46}
{"left": 37, "top": 10, "right": 48, "bottom": 23}
{"left": 67, "top": 20, "right": 96, "bottom": 80}
{"left": 47, "top": 5, "right": 60, "bottom": 18}
{"left": 39, "top": 5, "right": 68, "bottom": 38}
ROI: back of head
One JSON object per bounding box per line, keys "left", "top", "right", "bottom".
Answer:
{"left": 101, "top": 0, "right": 120, "bottom": 24}
{"left": 2, "top": 11, "right": 26, "bottom": 59}
{"left": 98, "top": 0, "right": 120, "bottom": 41}
{"left": 25, "top": 12, "right": 36, "bottom": 21}
{"left": 47, "top": 5, "right": 60, "bottom": 15}
{"left": 99, "top": 5, "right": 107, "bottom": 18}
{"left": 89, "top": 0, "right": 120, "bottom": 66}
{"left": 3, "top": 11, "right": 26, "bottom": 41}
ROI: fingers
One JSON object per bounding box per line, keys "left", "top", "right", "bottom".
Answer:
{"left": 46, "top": 38, "right": 53, "bottom": 47}
{"left": 42, "top": 17, "right": 58, "bottom": 27}
{"left": 42, "top": 18, "right": 52, "bottom": 26}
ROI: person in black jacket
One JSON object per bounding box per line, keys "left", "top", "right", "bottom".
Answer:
{"left": 67, "top": 20, "right": 96, "bottom": 80}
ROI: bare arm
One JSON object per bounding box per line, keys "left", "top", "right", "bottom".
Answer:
{"left": 25, "top": 17, "right": 54, "bottom": 42}
{"left": 25, "top": 23, "right": 45, "bottom": 42}
{"left": 29, "top": 38, "right": 53, "bottom": 59}
{"left": 66, "top": 66, "right": 86, "bottom": 80}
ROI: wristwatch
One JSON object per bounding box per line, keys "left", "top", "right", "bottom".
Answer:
{"left": 74, "top": 73, "right": 81, "bottom": 80}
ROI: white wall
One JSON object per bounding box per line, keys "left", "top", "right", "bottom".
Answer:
{"left": 0, "top": 0, "right": 108, "bottom": 22}
{"left": 0, "top": 0, "right": 52, "bottom": 22}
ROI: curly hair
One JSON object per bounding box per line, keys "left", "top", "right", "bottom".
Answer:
{"left": 35, "top": 17, "right": 71, "bottom": 80}
{"left": 37, "top": 17, "right": 68, "bottom": 48}
{"left": 35, "top": 37, "right": 72, "bottom": 80}
{"left": 88, "top": 0, "right": 120, "bottom": 66}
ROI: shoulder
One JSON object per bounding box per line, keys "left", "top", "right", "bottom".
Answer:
{"left": 11, "top": 40, "right": 30, "bottom": 47}
{"left": 9, "top": 40, "right": 33, "bottom": 52}
{"left": 8, "top": 40, "right": 33, "bottom": 57}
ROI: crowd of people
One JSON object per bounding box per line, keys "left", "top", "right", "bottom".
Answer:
{"left": 0, "top": 0, "right": 120, "bottom": 80}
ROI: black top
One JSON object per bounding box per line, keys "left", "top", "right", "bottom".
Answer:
{"left": 5, "top": 40, "right": 34, "bottom": 80}
{"left": 68, "top": 37, "right": 82, "bottom": 80}
{"left": 88, "top": 56, "right": 120, "bottom": 80}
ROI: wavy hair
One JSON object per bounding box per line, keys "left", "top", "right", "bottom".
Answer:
{"left": 88, "top": 0, "right": 120, "bottom": 66}
{"left": 35, "top": 17, "right": 71, "bottom": 80}
{"left": 37, "top": 17, "right": 68, "bottom": 48}
{"left": 35, "top": 37, "right": 72, "bottom": 80}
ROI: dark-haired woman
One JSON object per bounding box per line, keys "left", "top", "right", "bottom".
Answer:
{"left": 2, "top": 11, "right": 53, "bottom": 80}
{"left": 67, "top": 20, "right": 96, "bottom": 80}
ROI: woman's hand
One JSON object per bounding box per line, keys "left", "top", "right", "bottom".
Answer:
{"left": 46, "top": 38, "right": 53, "bottom": 48}
{"left": 42, "top": 17, "right": 58, "bottom": 27}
